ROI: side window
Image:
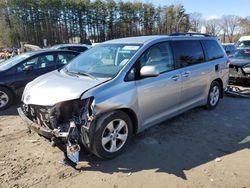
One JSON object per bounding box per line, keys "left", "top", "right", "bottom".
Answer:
{"left": 17, "top": 54, "right": 55, "bottom": 72}
{"left": 172, "top": 40, "right": 205, "bottom": 67}
{"left": 58, "top": 52, "right": 78, "bottom": 65}
{"left": 139, "top": 42, "right": 174, "bottom": 74}
{"left": 202, "top": 40, "right": 224, "bottom": 61}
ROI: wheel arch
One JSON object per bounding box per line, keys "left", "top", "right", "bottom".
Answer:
{"left": 213, "top": 78, "right": 223, "bottom": 98}
{"left": 0, "top": 84, "right": 16, "bottom": 98}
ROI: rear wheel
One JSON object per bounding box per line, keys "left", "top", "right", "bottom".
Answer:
{"left": 91, "top": 111, "right": 133, "bottom": 159}
{"left": 206, "top": 81, "right": 221, "bottom": 109}
{"left": 0, "top": 87, "right": 13, "bottom": 111}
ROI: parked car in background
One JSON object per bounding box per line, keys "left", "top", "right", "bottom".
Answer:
{"left": 228, "top": 48, "right": 250, "bottom": 86}
{"left": 51, "top": 44, "right": 91, "bottom": 53}
{"left": 18, "top": 34, "right": 228, "bottom": 162}
{"left": 222, "top": 43, "right": 236, "bottom": 55}
{"left": 235, "top": 36, "right": 250, "bottom": 48}
{"left": 0, "top": 50, "right": 79, "bottom": 110}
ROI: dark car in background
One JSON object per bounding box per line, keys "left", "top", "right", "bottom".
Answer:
{"left": 228, "top": 48, "right": 250, "bottom": 86}
{"left": 51, "top": 44, "right": 91, "bottom": 53}
{"left": 222, "top": 43, "right": 236, "bottom": 55}
{"left": 0, "top": 50, "right": 79, "bottom": 110}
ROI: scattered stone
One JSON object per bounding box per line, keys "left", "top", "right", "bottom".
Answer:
{"left": 215, "top": 158, "right": 222, "bottom": 162}
{"left": 210, "top": 178, "right": 214, "bottom": 182}
{"left": 59, "top": 172, "right": 65, "bottom": 179}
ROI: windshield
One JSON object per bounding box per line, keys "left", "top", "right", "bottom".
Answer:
{"left": 236, "top": 40, "right": 250, "bottom": 48}
{"left": 65, "top": 43, "right": 141, "bottom": 78}
{"left": 231, "top": 49, "right": 250, "bottom": 59}
{"left": 0, "top": 54, "right": 31, "bottom": 71}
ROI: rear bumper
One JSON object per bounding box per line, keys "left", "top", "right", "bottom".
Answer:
{"left": 17, "top": 107, "right": 53, "bottom": 138}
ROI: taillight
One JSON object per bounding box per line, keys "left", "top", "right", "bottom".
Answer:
{"left": 226, "top": 59, "right": 231, "bottom": 67}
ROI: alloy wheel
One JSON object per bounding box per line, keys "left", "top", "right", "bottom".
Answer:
{"left": 210, "top": 85, "right": 220, "bottom": 106}
{"left": 0, "top": 91, "right": 9, "bottom": 108}
{"left": 101, "top": 119, "right": 128, "bottom": 153}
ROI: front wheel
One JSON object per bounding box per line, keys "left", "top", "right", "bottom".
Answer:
{"left": 0, "top": 87, "right": 13, "bottom": 111}
{"left": 206, "top": 81, "right": 221, "bottom": 109}
{"left": 91, "top": 111, "right": 133, "bottom": 159}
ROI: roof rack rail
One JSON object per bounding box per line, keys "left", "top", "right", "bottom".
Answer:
{"left": 169, "top": 32, "right": 212, "bottom": 37}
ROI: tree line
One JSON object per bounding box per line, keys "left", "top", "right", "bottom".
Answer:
{"left": 190, "top": 13, "right": 250, "bottom": 43}
{"left": 0, "top": 0, "right": 189, "bottom": 47}
{"left": 0, "top": 0, "right": 250, "bottom": 47}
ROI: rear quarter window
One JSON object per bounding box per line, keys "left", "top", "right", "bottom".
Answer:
{"left": 202, "top": 40, "right": 224, "bottom": 61}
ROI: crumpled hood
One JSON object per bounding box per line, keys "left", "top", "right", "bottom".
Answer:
{"left": 22, "top": 70, "right": 106, "bottom": 106}
{"left": 230, "top": 58, "right": 250, "bottom": 67}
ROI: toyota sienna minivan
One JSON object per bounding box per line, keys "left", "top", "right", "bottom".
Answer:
{"left": 18, "top": 33, "right": 229, "bottom": 163}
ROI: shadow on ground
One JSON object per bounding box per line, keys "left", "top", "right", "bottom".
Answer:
{"left": 62, "top": 97, "right": 250, "bottom": 179}
{"left": 0, "top": 103, "right": 20, "bottom": 116}
{"left": 4, "top": 97, "right": 250, "bottom": 179}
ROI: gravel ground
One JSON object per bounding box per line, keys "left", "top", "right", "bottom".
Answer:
{"left": 0, "top": 96, "right": 250, "bottom": 188}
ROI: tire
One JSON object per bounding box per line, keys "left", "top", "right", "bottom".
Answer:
{"left": 0, "top": 86, "right": 13, "bottom": 111}
{"left": 91, "top": 111, "right": 133, "bottom": 159}
{"left": 206, "top": 81, "right": 221, "bottom": 109}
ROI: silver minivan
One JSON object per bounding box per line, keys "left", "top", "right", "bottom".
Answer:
{"left": 18, "top": 34, "right": 229, "bottom": 162}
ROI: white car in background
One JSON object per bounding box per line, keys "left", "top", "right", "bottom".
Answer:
{"left": 236, "top": 36, "right": 250, "bottom": 48}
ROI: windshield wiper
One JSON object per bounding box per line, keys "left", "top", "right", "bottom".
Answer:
{"left": 63, "top": 67, "right": 97, "bottom": 80}
{"left": 77, "top": 72, "right": 97, "bottom": 80}
{"left": 74, "top": 71, "right": 97, "bottom": 80}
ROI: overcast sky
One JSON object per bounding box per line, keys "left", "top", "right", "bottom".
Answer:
{"left": 141, "top": 0, "right": 250, "bottom": 19}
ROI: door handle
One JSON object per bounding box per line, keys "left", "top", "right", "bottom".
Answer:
{"left": 171, "top": 75, "right": 180, "bottom": 81}
{"left": 182, "top": 71, "right": 190, "bottom": 77}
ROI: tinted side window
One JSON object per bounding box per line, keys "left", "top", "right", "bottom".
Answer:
{"left": 202, "top": 40, "right": 224, "bottom": 61}
{"left": 172, "top": 40, "right": 205, "bottom": 67}
{"left": 17, "top": 54, "right": 55, "bottom": 72}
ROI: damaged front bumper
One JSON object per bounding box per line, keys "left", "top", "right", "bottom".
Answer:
{"left": 17, "top": 97, "right": 96, "bottom": 164}
{"left": 225, "top": 85, "right": 250, "bottom": 98}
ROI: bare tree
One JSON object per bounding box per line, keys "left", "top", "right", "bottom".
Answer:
{"left": 221, "top": 15, "right": 240, "bottom": 42}
{"left": 205, "top": 18, "right": 221, "bottom": 36}
{"left": 189, "top": 12, "right": 203, "bottom": 32}
{"left": 238, "top": 17, "right": 250, "bottom": 35}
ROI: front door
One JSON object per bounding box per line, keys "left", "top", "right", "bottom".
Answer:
{"left": 135, "top": 42, "right": 182, "bottom": 128}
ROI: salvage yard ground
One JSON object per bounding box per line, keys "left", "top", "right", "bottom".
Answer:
{"left": 0, "top": 96, "right": 250, "bottom": 188}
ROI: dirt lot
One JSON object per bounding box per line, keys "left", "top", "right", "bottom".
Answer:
{"left": 0, "top": 96, "right": 250, "bottom": 188}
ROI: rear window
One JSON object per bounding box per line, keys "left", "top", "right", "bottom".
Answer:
{"left": 172, "top": 40, "right": 205, "bottom": 67}
{"left": 202, "top": 40, "right": 224, "bottom": 61}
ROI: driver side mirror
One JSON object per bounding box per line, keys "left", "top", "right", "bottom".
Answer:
{"left": 140, "top": 65, "right": 159, "bottom": 78}
{"left": 23, "top": 65, "right": 33, "bottom": 73}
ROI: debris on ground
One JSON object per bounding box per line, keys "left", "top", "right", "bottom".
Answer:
{"left": 215, "top": 158, "right": 222, "bottom": 162}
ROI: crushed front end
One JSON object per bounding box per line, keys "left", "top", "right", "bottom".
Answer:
{"left": 228, "top": 64, "right": 250, "bottom": 86}
{"left": 17, "top": 97, "right": 96, "bottom": 163}
{"left": 226, "top": 64, "right": 250, "bottom": 97}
